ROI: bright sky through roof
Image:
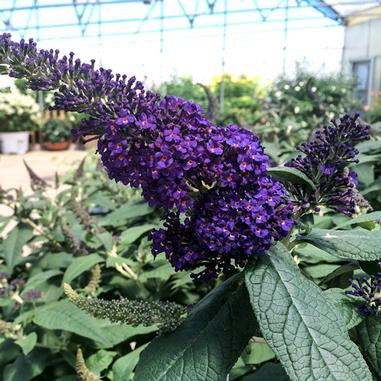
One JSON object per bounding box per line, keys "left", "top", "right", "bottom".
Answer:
{"left": 0, "top": 0, "right": 346, "bottom": 86}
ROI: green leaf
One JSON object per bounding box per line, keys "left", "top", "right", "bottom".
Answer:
{"left": 334, "top": 211, "right": 381, "bottom": 229}
{"left": 106, "top": 256, "right": 136, "bottom": 268}
{"left": 2, "top": 224, "right": 34, "bottom": 272}
{"left": 112, "top": 344, "right": 148, "bottom": 381}
{"left": 362, "top": 180, "right": 381, "bottom": 196}
{"left": 33, "top": 300, "right": 154, "bottom": 348}
{"left": 0, "top": 216, "right": 11, "bottom": 234}
{"left": 267, "top": 166, "right": 314, "bottom": 189}
{"left": 356, "top": 317, "right": 381, "bottom": 377}
{"left": 354, "top": 163, "right": 374, "bottom": 185}
{"left": 118, "top": 224, "right": 157, "bottom": 251}
{"left": 39, "top": 252, "right": 73, "bottom": 270}
{"left": 245, "top": 243, "right": 372, "bottom": 381}
{"left": 0, "top": 340, "right": 19, "bottom": 368}
{"left": 63, "top": 254, "right": 104, "bottom": 283}
{"left": 356, "top": 140, "right": 381, "bottom": 154}
{"left": 139, "top": 262, "right": 175, "bottom": 282}
{"left": 241, "top": 341, "right": 275, "bottom": 365}
{"left": 86, "top": 349, "right": 117, "bottom": 375}
{"left": 93, "top": 232, "right": 113, "bottom": 251}
{"left": 15, "top": 333, "right": 37, "bottom": 355}
{"left": 302, "top": 263, "right": 340, "bottom": 279}
{"left": 23, "top": 270, "right": 61, "bottom": 292}
{"left": 3, "top": 348, "right": 50, "bottom": 381}
{"left": 355, "top": 154, "right": 381, "bottom": 165}
{"left": 134, "top": 274, "right": 257, "bottom": 381}
{"left": 294, "top": 243, "right": 343, "bottom": 264}
{"left": 100, "top": 203, "right": 153, "bottom": 227}
{"left": 325, "top": 288, "right": 363, "bottom": 329}
{"left": 0, "top": 299, "right": 12, "bottom": 307}
{"left": 297, "top": 228, "right": 381, "bottom": 261}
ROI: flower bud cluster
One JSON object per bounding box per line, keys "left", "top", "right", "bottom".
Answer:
{"left": 64, "top": 283, "right": 186, "bottom": 333}
{"left": 346, "top": 264, "right": 381, "bottom": 317}
{"left": 286, "top": 113, "right": 370, "bottom": 215}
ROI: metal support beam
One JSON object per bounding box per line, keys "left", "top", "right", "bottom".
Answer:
{"left": 282, "top": 0, "right": 289, "bottom": 75}
{"left": 1, "top": 2, "right": 341, "bottom": 34}
{"left": 303, "top": 0, "right": 343, "bottom": 23}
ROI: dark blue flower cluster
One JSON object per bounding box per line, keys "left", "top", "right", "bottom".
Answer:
{"left": 99, "top": 112, "right": 271, "bottom": 213}
{"left": 152, "top": 182, "right": 293, "bottom": 280}
{"left": 100, "top": 101, "right": 294, "bottom": 279}
{"left": 346, "top": 265, "right": 381, "bottom": 317}
{"left": 0, "top": 34, "right": 296, "bottom": 279}
{"left": 286, "top": 113, "right": 370, "bottom": 215}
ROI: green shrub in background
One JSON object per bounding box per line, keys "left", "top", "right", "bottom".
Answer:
{"left": 364, "top": 97, "right": 381, "bottom": 138}
{"left": 211, "top": 74, "right": 264, "bottom": 127}
{"left": 156, "top": 75, "right": 208, "bottom": 110}
{"left": 158, "top": 74, "right": 263, "bottom": 127}
{"left": 42, "top": 119, "right": 72, "bottom": 143}
{"left": 0, "top": 88, "right": 40, "bottom": 132}
{"left": 258, "top": 68, "right": 360, "bottom": 161}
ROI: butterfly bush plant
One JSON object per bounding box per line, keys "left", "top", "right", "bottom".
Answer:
{"left": 1, "top": 34, "right": 381, "bottom": 381}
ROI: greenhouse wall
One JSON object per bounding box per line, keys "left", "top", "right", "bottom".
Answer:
{"left": 342, "top": 5, "right": 381, "bottom": 105}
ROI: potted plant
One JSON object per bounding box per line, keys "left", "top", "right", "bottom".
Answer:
{"left": 42, "top": 119, "right": 72, "bottom": 151}
{"left": 0, "top": 89, "right": 40, "bottom": 154}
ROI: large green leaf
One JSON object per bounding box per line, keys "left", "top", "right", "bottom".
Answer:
{"left": 356, "top": 317, "right": 381, "bottom": 377}
{"left": 297, "top": 228, "right": 381, "bottom": 261}
{"left": 100, "top": 203, "right": 153, "bottom": 227}
{"left": 245, "top": 243, "right": 372, "bottom": 381}
{"left": 267, "top": 166, "right": 314, "bottom": 189}
{"left": 23, "top": 270, "right": 61, "bottom": 292}
{"left": 2, "top": 224, "right": 34, "bottom": 272}
{"left": 324, "top": 288, "right": 363, "bottom": 329}
{"left": 3, "top": 348, "right": 50, "bottom": 381}
{"left": 63, "top": 254, "right": 104, "bottom": 283}
{"left": 118, "top": 224, "right": 157, "bottom": 251}
{"left": 241, "top": 341, "right": 275, "bottom": 365}
{"left": 139, "top": 262, "right": 175, "bottom": 282}
{"left": 112, "top": 344, "right": 148, "bottom": 381}
{"left": 134, "top": 274, "right": 256, "bottom": 381}
{"left": 33, "top": 300, "right": 154, "bottom": 348}
{"left": 334, "top": 211, "right": 381, "bottom": 230}
{"left": 86, "top": 349, "right": 117, "bottom": 375}
{"left": 15, "top": 333, "right": 37, "bottom": 356}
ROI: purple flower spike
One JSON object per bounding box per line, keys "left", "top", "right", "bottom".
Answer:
{"left": 286, "top": 113, "right": 371, "bottom": 215}
{"left": 0, "top": 33, "right": 297, "bottom": 280}
{"left": 346, "top": 264, "right": 381, "bottom": 317}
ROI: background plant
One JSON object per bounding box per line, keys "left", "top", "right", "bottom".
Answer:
{"left": 42, "top": 119, "right": 72, "bottom": 143}
{"left": 0, "top": 87, "right": 40, "bottom": 132}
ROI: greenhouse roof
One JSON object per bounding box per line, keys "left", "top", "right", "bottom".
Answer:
{"left": 311, "top": 0, "right": 381, "bottom": 21}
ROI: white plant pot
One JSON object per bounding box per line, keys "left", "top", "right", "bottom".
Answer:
{"left": 0, "top": 131, "right": 29, "bottom": 154}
